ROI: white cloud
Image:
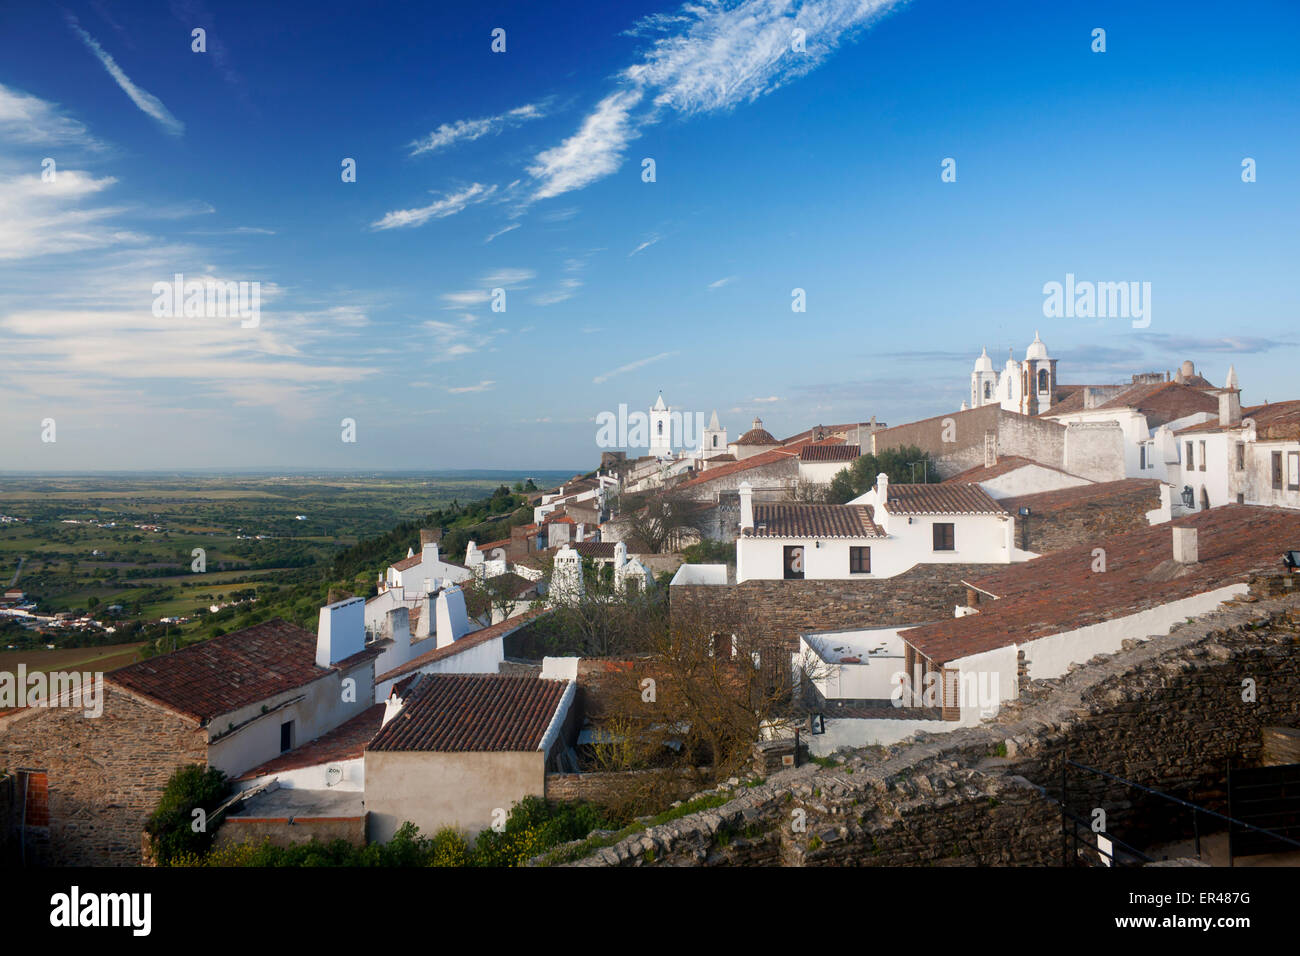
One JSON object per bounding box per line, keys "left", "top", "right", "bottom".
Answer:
{"left": 485, "top": 223, "right": 520, "bottom": 243}
{"left": 371, "top": 183, "right": 496, "bottom": 230}
{"left": 629, "top": 234, "right": 661, "bottom": 257}
{"left": 447, "top": 380, "right": 495, "bottom": 393}
{"left": 527, "top": 0, "right": 902, "bottom": 201}
{"left": 0, "top": 169, "right": 142, "bottom": 261}
{"left": 0, "top": 84, "right": 102, "bottom": 149}
{"left": 708, "top": 275, "right": 738, "bottom": 289}
{"left": 480, "top": 268, "right": 536, "bottom": 286}
{"left": 410, "top": 102, "right": 547, "bottom": 156}
{"left": 528, "top": 89, "right": 644, "bottom": 201}
{"left": 593, "top": 350, "right": 677, "bottom": 385}
{"left": 65, "top": 15, "right": 185, "bottom": 137}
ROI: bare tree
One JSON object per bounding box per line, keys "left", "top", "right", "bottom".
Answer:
{"left": 616, "top": 488, "right": 706, "bottom": 554}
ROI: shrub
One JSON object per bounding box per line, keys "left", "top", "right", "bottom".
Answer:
{"left": 145, "top": 765, "right": 229, "bottom": 865}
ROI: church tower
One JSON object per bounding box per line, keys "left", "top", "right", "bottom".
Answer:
{"left": 1020, "top": 331, "right": 1057, "bottom": 415}
{"left": 970, "top": 347, "right": 998, "bottom": 408}
{"left": 648, "top": 391, "right": 673, "bottom": 458}
{"left": 700, "top": 409, "right": 727, "bottom": 459}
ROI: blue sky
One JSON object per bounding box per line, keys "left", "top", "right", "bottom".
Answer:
{"left": 1, "top": 0, "right": 1297, "bottom": 470}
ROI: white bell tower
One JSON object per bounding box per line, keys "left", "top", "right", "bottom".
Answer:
{"left": 649, "top": 391, "right": 673, "bottom": 458}
{"left": 700, "top": 409, "right": 727, "bottom": 459}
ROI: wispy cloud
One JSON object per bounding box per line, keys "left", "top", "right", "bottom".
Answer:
{"left": 447, "top": 379, "right": 496, "bottom": 393}
{"left": 371, "top": 182, "right": 496, "bottom": 230}
{"left": 0, "top": 84, "right": 103, "bottom": 149}
{"left": 485, "top": 223, "right": 520, "bottom": 243}
{"left": 629, "top": 234, "right": 661, "bottom": 257}
{"left": 593, "top": 350, "right": 677, "bottom": 385}
{"left": 708, "top": 275, "right": 737, "bottom": 289}
{"left": 410, "top": 102, "right": 547, "bottom": 156}
{"left": 480, "top": 268, "right": 536, "bottom": 287}
{"left": 65, "top": 15, "right": 185, "bottom": 137}
{"left": 526, "top": 0, "right": 902, "bottom": 202}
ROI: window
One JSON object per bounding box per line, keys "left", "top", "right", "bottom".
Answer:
{"left": 1199, "top": 441, "right": 1206, "bottom": 471}
{"left": 1037, "top": 368, "right": 1049, "bottom": 393}
{"left": 1186, "top": 442, "right": 1194, "bottom": 471}
{"left": 849, "top": 546, "right": 871, "bottom": 574}
{"left": 1139, "top": 443, "right": 1146, "bottom": 470}
{"left": 1200, "top": 487, "right": 1210, "bottom": 510}
{"left": 1289, "top": 452, "right": 1300, "bottom": 491}
{"left": 933, "top": 523, "right": 955, "bottom": 551}
{"left": 782, "top": 545, "right": 804, "bottom": 580}
{"left": 1236, "top": 442, "right": 1245, "bottom": 471}
{"left": 983, "top": 381, "right": 992, "bottom": 400}
{"left": 712, "top": 435, "right": 718, "bottom": 447}
{"left": 22, "top": 770, "right": 49, "bottom": 828}
{"left": 1273, "top": 451, "right": 1283, "bottom": 490}
{"left": 280, "top": 720, "right": 294, "bottom": 753}
{"left": 1237, "top": 493, "right": 1245, "bottom": 504}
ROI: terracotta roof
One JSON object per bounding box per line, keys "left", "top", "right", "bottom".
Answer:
{"left": 943, "top": 456, "right": 1083, "bottom": 484}
{"left": 676, "top": 444, "right": 804, "bottom": 489}
{"left": 476, "top": 538, "right": 510, "bottom": 553}
{"left": 235, "top": 703, "right": 385, "bottom": 781}
{"left": 745, "top": 503, "right": 884, "bottom": 539}
{"left": 391, "top": 552, "right": 422, "bottom": 571}
{"left": 572, "top": 541, "right": 617, "bottom": 559}
{"left": 366, "top": 673, "right": 569, "bottom": 752}
{"left": 1049, "top": 381, "right": 1218, "bottom": 428}
{"left": 108, "top": 619, "right": 330, "bottom": 724}
{"left": 999, "top": 478, "right": 1162, "bottom": 515}
{"left": 375, "top": 607, "right": 551, "bottom": 684}
{"left": 781, "top": 422, "right": 879, "bottom": 445}
{"left": 735, "top": 427, "right": 779, "bottom": 446}
{"left": 884, "top": 483, "right": 1005, "bottom": 516}
{"left": 1176, "top": 400, "right": 1300, "bottom": 440}
{"left": 902, "top": 504, "right": 1300, "bottom": 664}
{"left": 799, "top": 443, "right": 860, "bottom": 462}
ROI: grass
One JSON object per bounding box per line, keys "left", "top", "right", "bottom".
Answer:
{"left": 536, "top": 793, "right": 733, "bottom": 866}
{"left": 0, "top": 642, "right": 145, "bottom": 673}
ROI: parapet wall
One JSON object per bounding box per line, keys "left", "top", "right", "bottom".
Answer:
{"left": 559, "top": 591, "right": 1300, "bottom": 866}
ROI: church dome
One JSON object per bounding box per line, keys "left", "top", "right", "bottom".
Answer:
{"left": 973, "top": 347, "right": 993, "bottom": 372}
{"left": 1026, "top": 330, "right": 1049, "bottom": 361}
{"left": 735, "top": 417, "right": 778, "bottom": 446}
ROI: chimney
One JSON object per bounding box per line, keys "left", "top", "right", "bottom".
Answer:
{"left": 385, "top": 605, "right": 410, "bottom": 645}
{"left": 315, "top": 596, "right": 365, "bottom": 668}
{"left": 739, "top": 481, "right": 754, "bottom": 531}
{"left": 876, "top": 472, "right": 889, "bottom": 501}
{"left": 421, "top": 541, "right": 440, "bottom": 567}
{"left": 414, "top": 592, "right": 435, "bottom": 640}
{"left": 419, "top": 527, "right": 442, "bottom": 547}
{"left": 1172, "top": 526, "right": 1198, "bottom": 565}
{"left": 435, "top": 586, "right": 469, "bottom": 648}
{"left": 1219, "top": 389, "right": 1242, "bottom": 427}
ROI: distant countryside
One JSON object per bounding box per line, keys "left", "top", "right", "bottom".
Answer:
{"left": 0, "top": 471, "right": 573, "bottom": 666}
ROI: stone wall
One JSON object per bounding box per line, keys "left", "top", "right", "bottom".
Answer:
{"left": 1063, "top": 421, "right": 1126, "bottom": 482}
{"left": 213, "top": 814, "right": 366, "bottom": 850}
{"left": 1011, "top": 482, "right": 1163, "bottom": 554}
{"left": 0, "top": 686, "right": 208, "bottom": 866}
{"left": 671, "top": 564, "right": 1005, "bottom": 649}
{"left": 557, "top": 592, "right": 1300, "bottom": 866}
{"left": 869, "top": 406, "right": 1066, "bottom": 479}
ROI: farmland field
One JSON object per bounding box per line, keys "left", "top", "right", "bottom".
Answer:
{"left": 0, "top": 470, "right": 574, "bottom": 654}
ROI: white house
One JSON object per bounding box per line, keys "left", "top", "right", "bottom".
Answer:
{"left": 1172, "top": 391, "right": 1300, "bottom": 512}
{"left": 733, "top": 476, "right": 1021, "bottom": 583}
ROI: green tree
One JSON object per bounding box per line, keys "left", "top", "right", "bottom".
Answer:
{"left": 826, "top": 445, "right": 938, "bottom": 503}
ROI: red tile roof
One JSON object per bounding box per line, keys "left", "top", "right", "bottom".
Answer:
{"left": 676, "top": 443, "right": 806, "bottom": 489}
{"left": 391, "top": 552, "right": 421, "bottom": 571}
{"left": 108, "top": 619, "right": 330, "bottom": 724}
{"left": 1176, "top": 400, "right": 1300, "bottom": 440}
{"left": 943, "top": 456, "right": 1083, "bottom": 484}
{"left": 799, "top": 443, "right": 861, "bottom": 462}
{"left": 745, "top": 503, "right": 884, "bottom": 539}
{"left": 1049, "top": 381, "right": 1218, "bottom": 428}
{"left": 366, "top": 673, "right": 569, "bottom": 752}
{"left": 235, "top": 703, "right": 386, "bottom": 781}
{"left": 999, "top": 478, "right": 1162, "bottom": 515}
{"left": 884, "top": 483, "right": 1005, "bottom": 516}
{"left": 902, "top": 504, "right": 1300, "bottom": 664}
{"left": 375, "top": 607, "right": 551, "bottom": 684}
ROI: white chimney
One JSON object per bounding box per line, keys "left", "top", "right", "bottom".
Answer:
{"left": 315, "top": 596, "right": 366, "bottom": 668}
{"left": 435, "top": 586, "right": 470, "bottom": 648}
{"left": 1219, "top": 389, "right": 1242, "bottom": 427}
{"left": 422, "top": 542, "right": 440, "bottom": 568}
{"left": 739, "top": 481, "right": 754, "bottom": 531}
{"left": 876, "top": 472, "right": 889, "bottom": 501}
{"left": 1172, "top": 526, "right": 1198, "bottom": 564}
{"left": 415, "top": 592, "right": 435, "bottom": 640}
{"left": 385, "top": 605, "right": 410, "bottom": 644}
